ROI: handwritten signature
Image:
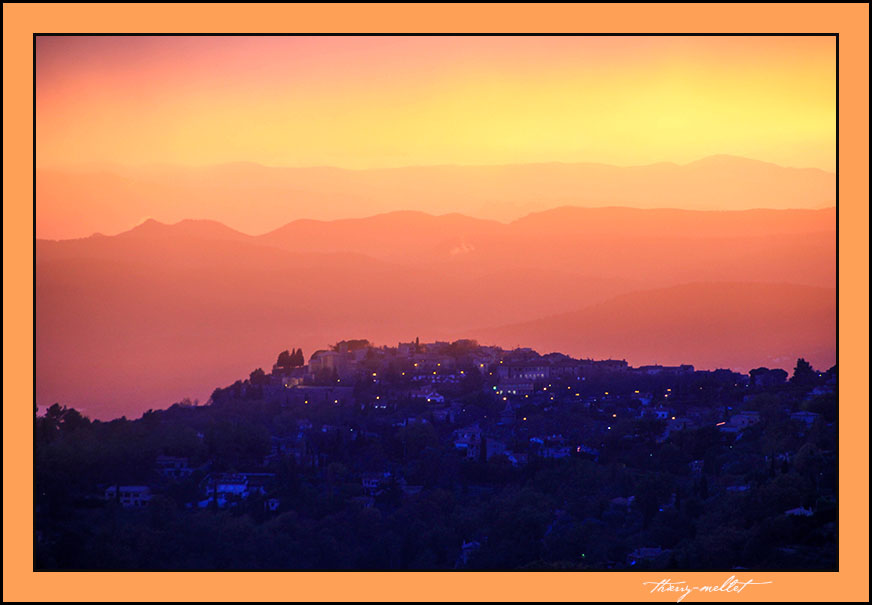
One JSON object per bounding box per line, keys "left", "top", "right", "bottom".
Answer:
{"left": 642, "top": 576, "right": 773, "bottom": 602}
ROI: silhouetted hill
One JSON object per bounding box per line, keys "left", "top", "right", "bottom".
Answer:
{"left": 259, "top": 211, "right": 502, "bottom": 261}
{"left": 117, "top": 218, "right": 253, "bottom": 242}
{"left": 36, "top": 206, "right": 835, "bottom": 418}
{"left": 473, "top": 282, "right": 836, "bottom": 372}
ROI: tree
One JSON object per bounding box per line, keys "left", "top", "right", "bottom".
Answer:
{"left": 249, "top": 368, "right": 268, "bottom": 386}
{"left": 292, "top": 348, "right": 305, "bottom": 367}
{"left": 276, "top": 350, "right": 292, "bottom": 369}
{"left": 790, "top": 358, "right": 817, "bottom": 386}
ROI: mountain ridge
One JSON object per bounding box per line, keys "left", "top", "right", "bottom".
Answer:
{"left": 37, "top": 155, "right": 836, "bottom": 240}
{"left": 31, "top": 205, "right": 837, "bottom": 243}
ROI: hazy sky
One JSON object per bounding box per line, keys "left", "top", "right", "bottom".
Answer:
{"left": 36, "top": 35, "right": 835, "bottom": 171}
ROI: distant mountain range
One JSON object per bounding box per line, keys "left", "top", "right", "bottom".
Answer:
{"left": 474, "top": 282, "right": 836, "bottom": 371}
{"left": 36, "top": 206, "right": 835, "bottom": 419}
{"left": 37, "top": 155, "right": 835, "bottom": 239}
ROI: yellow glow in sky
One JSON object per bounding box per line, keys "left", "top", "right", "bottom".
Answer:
{"left": 36, "top": 35, "right": 835, "bottom": 171}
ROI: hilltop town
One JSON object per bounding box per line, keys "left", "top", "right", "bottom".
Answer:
{"left": 35, "top": 339, "right": 837, "bottom": 570}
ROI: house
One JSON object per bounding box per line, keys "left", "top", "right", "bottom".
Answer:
{"left": 660, "top": 416, "right": 697, "bottom": 441}
{"left": 454, "top": 424, "right": 482, "bottom": 444}
{"left": 392, "top": 416, "right": 429, "bottom": 428}
{"left": 308, "top": 350, "right": 358, "bottom": 381}
{"left": 409, "top": 387, "right": 445, "bottom": 403}
{"left": 594, "top": 359, "right": 629, "bottom": 373}
{"left": 105, "top": 485, "right": 152, "bottom": 508}
{"left": 575, "top": 444, "right": 600, "bottom": 460}
{"left": 791, "top": 411, "right": 821, "bottom": 427}
{"left": 640, "top": 405, "right": 670, "bottom": 420}
{"left": 278, "top": 385, "right": 355, "bottom": 407}
{"left": 498, "top": 401, "right": 517, "bottom": 425}
{"left": 637, "top": 364, "right": 693, "bottom": 376}
{"left": 199, "top": 473, "right": 275, "bottom": 508}
{"left": 430, "top": 406, "right": 454, "bottom": 423}
{"left": 720, "top": 410, "right": 761, "bottom": 433}
{"left": 397, "top": 341, "right": 417, "bottom": 357}
{"left": 541, "top": 444, "right": 572, "bottom": 459}
{"left": 452, "top": 425, "right": 505, "bottom": 461}
{"left": 155, "top": 456, "right": 193, "bottom": 480}
{"left": 263, "top": 372, "right": 307, "bottom": 401}
{"left": 732, "top": 410, "right": 761, "bottom": 427}
{"left": 496, "top": 363, "right": 550, "bottom": 382}
{"left": 484, "top": 438, "right": 507, "bottom": 461}
{"left": 632, "top": 392, "right": 654, "bottom": 406}
{"left": 785, "top": 506, "right": 814, "bottom": 517}
{"left": 362, "top": 471, "right": 391, "bottom": 496}
{"left": 397, "top": 478, "right": 424, "bottom": 497}
{"left": 807, "top": 384, "right": 834, "bottom": 398}
{"left": 495, "top": 381, "right": 534, "bottom": 396}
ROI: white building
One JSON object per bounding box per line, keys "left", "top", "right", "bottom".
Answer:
{"left": 105, "top": 485, "right": 152, "bottom": 508}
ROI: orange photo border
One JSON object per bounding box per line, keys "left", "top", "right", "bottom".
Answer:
{"left": 4, "top": 3, "right": 868, "bottom": 602}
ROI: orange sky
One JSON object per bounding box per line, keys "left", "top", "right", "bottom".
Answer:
{"left": 37, "top": 35, "right": 835, "bottom": 171}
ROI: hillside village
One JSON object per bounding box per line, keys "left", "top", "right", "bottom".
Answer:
{"left": 35, "top": 339, "right": 837, "bottom": 570}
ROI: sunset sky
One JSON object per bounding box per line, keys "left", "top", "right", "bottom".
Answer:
{"left": 37, "top": 35, "right": 835, "bottom": 172}
{"left": 34, "top": 35, "right": 838, "bottom": 420}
